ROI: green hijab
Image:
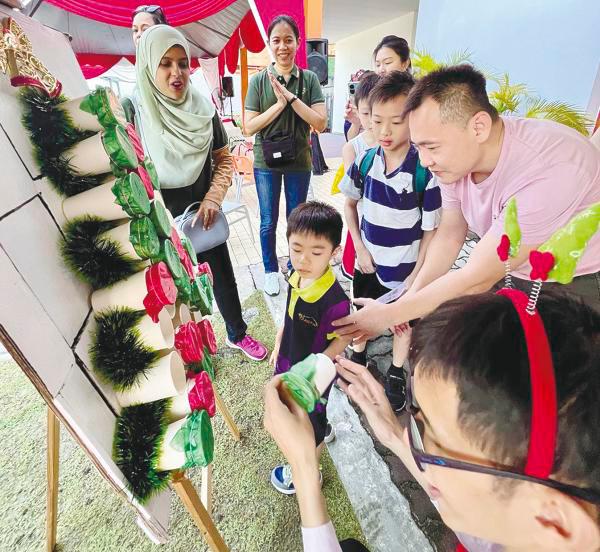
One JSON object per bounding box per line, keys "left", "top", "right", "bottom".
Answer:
{"left": 135, "top": 25, "right": 215, "bottom": 189}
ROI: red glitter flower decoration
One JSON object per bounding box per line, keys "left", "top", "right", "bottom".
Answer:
{"left": 529, "top": 250, "right": 555, "bottom": 282}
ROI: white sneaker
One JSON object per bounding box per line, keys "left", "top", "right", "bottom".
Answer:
{"left": 264, "top": 272, "right": 280, "bottom": 296}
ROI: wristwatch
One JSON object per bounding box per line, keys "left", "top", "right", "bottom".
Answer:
{"left": 288, "top": 95, "right": 298, "bottom": 105}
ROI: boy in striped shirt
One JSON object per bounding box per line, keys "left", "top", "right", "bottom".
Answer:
{"left": 340, "top": 71, "right": 442, "bottom": 410}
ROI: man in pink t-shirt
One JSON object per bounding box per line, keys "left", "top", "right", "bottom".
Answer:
{"left": 333, "top": 64, "right": 600, "bottom": 339}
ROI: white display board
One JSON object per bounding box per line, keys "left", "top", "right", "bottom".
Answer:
{"left": 0, "top": 6, "right": 170, "bottom": 542}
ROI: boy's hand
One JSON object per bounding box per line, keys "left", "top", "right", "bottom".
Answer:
{"left": 269, "top": 346, "right": 279, "bottom": 367}
{"left": 356, "top": 245, "right": 376, "bottom": 274}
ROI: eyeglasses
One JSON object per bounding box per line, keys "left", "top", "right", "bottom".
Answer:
{"left": 405, "top": 362, "right": 600, "bottom": 505}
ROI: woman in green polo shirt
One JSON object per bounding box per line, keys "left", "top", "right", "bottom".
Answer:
{"left": 244, "top": 15, "right": 328, "bottom": 296}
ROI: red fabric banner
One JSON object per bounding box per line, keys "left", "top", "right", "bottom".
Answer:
{"left": 76, "top": 53, "right": 200, "bottom": 79}
{"left": 46, "top": 0, "right": 238, "bottom": 28}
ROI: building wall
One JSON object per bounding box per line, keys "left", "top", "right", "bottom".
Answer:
{"left": 414, "top": 0, "right": 600, "bottom": 119}
{"left": 331, "top": 12, "right": 417, "bottom": 134}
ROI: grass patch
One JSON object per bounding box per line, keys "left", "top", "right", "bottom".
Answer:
{"left": 0, "top": 291, "right": 364, "bottom": 550}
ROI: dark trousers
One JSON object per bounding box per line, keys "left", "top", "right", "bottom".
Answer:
{"left": 161, "top": 188, "right": 247, "bottom": 343}
{"left": 340, "top": 539, "right": 370, "bottom": 551}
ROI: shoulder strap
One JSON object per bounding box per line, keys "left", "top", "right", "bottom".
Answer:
{"left": 358, "top": 147, "right": 378, "bottom": 192}
{"left": 413, "top": 157, "right": 429, "bottom": 211}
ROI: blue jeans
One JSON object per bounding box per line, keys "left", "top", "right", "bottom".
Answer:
{"left": 254, "top": 168, "right": 312, "bottom": 273}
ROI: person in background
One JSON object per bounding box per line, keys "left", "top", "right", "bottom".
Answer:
{"left": 333, "top": 65, "right": 600, "bottom": 344}
{"left": 131, "top": 4, "right": 169, "bottom": 46}
{"left": 340, "top": 71, "right": 440, "bottom": 410}
{"left": 130, "top": 24, "right": 268, "bottom": 361}
{"left": 339, "top": 71, "right": 380, "bottom": 280}
{"left": 244, "top": 15, "right": 327, "bottom": 297}
{"left": 345, "top": 36, "right": 411, "bottom": 141}
{"left": 265, "top": 291, "right": 600, "bottom": 551}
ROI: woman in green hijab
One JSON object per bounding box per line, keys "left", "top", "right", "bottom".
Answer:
{"left": 132, "top": 24, "right": 267, "bottom": 361}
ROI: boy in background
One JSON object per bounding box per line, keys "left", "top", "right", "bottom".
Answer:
{"left": 340, "top": 71, "right": 441, "bottom": 411}
{"left": 339, "top": 71, "right": 380, "bottom": 280}
{"left": 269, "top": 201, "right": 351, "bottom": 494}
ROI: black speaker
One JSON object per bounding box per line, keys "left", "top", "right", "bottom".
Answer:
{"left": 306, "top": 38, "right": 328, "bottom": 85}
{"left": 221, "top": 76, "right": 234, "bottom": 98}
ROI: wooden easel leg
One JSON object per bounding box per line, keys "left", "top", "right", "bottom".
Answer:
{"left": 46, "top": 408, "right": 60, "bottom": 552}
{"left": 213, "top": 388, "right": 241, "bottom": 441}
{"left": 201, "top": 465, "right": 213, "bottom": 514}
{"left": 172, "top": 471, "right": 228, "bottom": 552}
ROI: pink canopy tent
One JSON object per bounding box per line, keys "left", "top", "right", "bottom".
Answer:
{"left": 31, "top": 0, "right": 307, "bottom": 78}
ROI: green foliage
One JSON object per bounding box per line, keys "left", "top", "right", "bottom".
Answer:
{"left": 60, "top": 216, "right": 146, "bottom": 289}
{"left": 489, "top": 73, "right": 528, "bottom": 114}
{"left": 411, "top": 50, "right": 591, "bottom": 135}
{"left": 90, "top": 308, "right": 159, "bottom": 390}
{"left": 524, "top": 97, "right": 591, "bottom": 136}
{"left": 19, "top": 88, "right": 105, "bottom": 196}
{"left": 113, "top": 400, "right": 172, "bottom": 503}
{"left": 411, "top": 48, "right": 472, "bottom": 78}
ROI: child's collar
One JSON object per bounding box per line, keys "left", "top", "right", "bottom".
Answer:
{"left": 287, "top": 266, "right": 336, "bottom": 319}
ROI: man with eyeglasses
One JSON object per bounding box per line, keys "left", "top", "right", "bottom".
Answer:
{"left": 264, "top": 290, "right": 600, "bottom": 551}
{"left": 132, "top": 5, "right": 168, "bottom": 46}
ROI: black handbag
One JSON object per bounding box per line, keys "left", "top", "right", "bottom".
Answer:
{"left": 260, "top": 69, "right": 304, "bottom": 168}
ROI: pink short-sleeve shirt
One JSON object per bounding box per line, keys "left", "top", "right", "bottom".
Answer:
{"left": 441, "top": 116, "right": 600, "bottom": 279}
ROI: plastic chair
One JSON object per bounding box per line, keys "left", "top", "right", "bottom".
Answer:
{"left": 222, "top": 154, "right": 255, "bottom": 241}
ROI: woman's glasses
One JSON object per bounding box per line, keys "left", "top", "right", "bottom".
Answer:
{"left": 405, "top": 363, "right": 600, "bottom": 505}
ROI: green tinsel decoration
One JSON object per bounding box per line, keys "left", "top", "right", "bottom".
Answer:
{"left": 90, "top": 308, "right": 159, "bottom": 390}
{"left": 19, "top": 87, "right": 105, "bottom": 197}
{"left": 60, "top": 216, "right": 146, "bottom": 289}
{"left": 113, "top": 400, "right": 172, "bottom": 502}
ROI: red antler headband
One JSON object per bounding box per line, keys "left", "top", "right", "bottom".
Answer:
{"left": 495, "top": 288, "right": 557, "bottom": 477}
{"left": 496, "top": 198, "right": 599, "bottom": 477}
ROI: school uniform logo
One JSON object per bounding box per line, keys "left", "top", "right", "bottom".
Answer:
{"left": 298, "top": 313, "right": 318, "bottom": 328}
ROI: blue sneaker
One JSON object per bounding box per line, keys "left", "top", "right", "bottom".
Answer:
{"left": 270, "top": 464, "right": 323, "bottom": 495}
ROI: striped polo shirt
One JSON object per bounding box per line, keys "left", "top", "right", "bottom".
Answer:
{"left": 340, "top": 145, "right": 442, "bottom": 289}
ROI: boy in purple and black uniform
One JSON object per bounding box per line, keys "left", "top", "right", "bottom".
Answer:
{"left": 269, "top": 201, "right": 351, "bottom": 495}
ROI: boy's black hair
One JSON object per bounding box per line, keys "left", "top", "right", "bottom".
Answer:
{"left": 402, "top": 64, "right": 499, "bottom": 125}
{"left": 354, "top": 71, "right": 380, "bottom": 108}
{"left": 410, "top": 291, "right": 600, "bottom": 500}
{"left": 286, "top": 201, "right": 343, "bottom": 249}
{"left": 267, "top": 14, "right": 300, "bottom": 41}
{"left": 369, "top": 70, "right": 415, "bottom": 109}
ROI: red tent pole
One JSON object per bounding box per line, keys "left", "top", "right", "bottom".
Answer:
{"left": 240, "top": 47, "right": 249, "bottom": 125}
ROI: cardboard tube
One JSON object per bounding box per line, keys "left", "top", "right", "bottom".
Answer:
{"left": 100, "top": 221, "right": 140, "bottom": 259}
{"left": 91, "top": 269, "right": 147, "bottom": 313}
{"left": 58, "top": 97, "right": 103, "bottom": 132}
{"left": 167, "top": 379, "right": 194, "bottom": 421}
{"left": 64, "top": 132, "right": 111, "bottom": 176}
{"left": 172, "top": 303, "right": 192, "bottom": 327}
{"left": 115, "top": 351, "right": 186, "bottom": 407}
{"left": 136, "top": 309, "right": 174, "bottom": 350}
{"left": 61, "top": 178, "right": 127, "bottom": 221}
{"left": 156, "top": 418, "right": 187, "bottom": 471}
{"left": 313, "top": 353, "right": 337, "bottom": 396}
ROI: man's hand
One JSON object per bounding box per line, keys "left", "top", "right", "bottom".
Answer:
{"left": 335, "top": 356, "right": 403, "bottom": 448}
{"left": 192, "top": 199, "right": 219, "bottom": 229}
{"left": 263, "top": 376, "right": 318, "bottom": 470}
{"left": 332, "top": 298, "right": 395, "bottom": 342}
{"left": 356, "top": 245, "right": 376, "bottom": 274}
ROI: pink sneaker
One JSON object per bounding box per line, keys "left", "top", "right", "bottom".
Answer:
{"left": 225, "top": 335, "right": 268, "bottom": 361}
